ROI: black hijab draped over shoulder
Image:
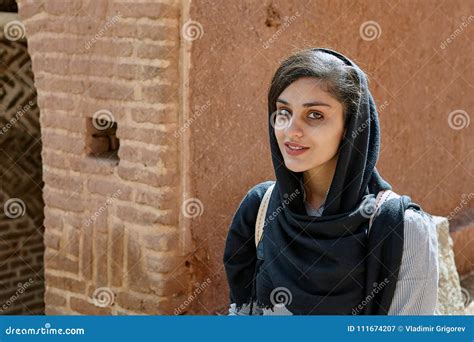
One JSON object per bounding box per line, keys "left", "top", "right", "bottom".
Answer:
{"left": 224, "top": 48, "right": 421, "bottom": 315}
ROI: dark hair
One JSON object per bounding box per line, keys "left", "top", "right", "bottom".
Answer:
{"left": 268, "top": 48, "right": 364, "bottom": 126}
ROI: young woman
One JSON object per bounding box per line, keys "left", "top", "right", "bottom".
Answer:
{"left": 223, "top": 48, "right": 439, "bottom": 315}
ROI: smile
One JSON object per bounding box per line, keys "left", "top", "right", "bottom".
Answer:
{"left": 284, "top": 142, "right": 309, "bottom": 156}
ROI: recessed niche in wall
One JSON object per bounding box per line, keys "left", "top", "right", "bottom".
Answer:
{"left": 86, "top": 116, "right": 120, "bottom": 162}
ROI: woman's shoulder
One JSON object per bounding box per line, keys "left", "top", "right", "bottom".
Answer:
{"left": 384, "top": 190, "right": 437, "bottom": 237}
{"left": 395, "top": 206, "right": 439, "bottom": 290}
{"left": 403, "top": 207, "right": 437, "bottom": 236}
{"left": 230, "top": 180, "right": 276, "bottom": 223}
{"left": 381, "top": 190, "right": 438, "bottom": 247}
{"left": 401, "top": 207, "right": 439, "bottom": 268}
{"left": 239, "top": 180, "right": 276, "bottom": 207}
{"left": 226, "top": 180, "right": 276, "bottom": 239}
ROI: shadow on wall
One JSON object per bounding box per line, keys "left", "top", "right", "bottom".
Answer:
{"left": 0, "top": 2, "right": 45, "bottom": 315}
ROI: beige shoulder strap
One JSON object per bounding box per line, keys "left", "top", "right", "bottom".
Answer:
{"left": 368, "top": 189, "right": 401, "bottom": 234}
{"left": 255, "top": 183, "right": 275, "bottom": 247}
{"left": 255, "top": 186, "right": 399, "bottom": 244}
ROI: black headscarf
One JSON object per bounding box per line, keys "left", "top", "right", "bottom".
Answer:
{"left": 225, "top": 48, "right": 421, "bottom": 315}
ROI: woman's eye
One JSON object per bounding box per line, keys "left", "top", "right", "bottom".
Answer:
{"left": 308, "top": 112, "right": 323, "bottom": 120}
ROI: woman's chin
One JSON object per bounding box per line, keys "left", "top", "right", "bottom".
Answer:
{"left": 284, "top": 161, "right": 307, "bottom": 173}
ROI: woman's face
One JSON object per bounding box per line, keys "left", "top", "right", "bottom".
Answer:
{"left": 274, "top": 77, "right": 346, "bottom": 173}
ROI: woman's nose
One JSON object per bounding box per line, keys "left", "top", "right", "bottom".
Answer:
{"left": 286, "top": 116, "right": 303, "bottom": 138}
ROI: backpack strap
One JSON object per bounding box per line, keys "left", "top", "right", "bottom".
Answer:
{"left": 255, "top": 186, "right": 400, "bottom": 248}
{"left": 255, "top": 183, "right": 275, "bottom": 247}
{"left": 368, "top": 189, "right": 401, "bottom": 234}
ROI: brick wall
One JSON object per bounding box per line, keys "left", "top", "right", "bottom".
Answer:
{"left": 16, "top": 0, "right": 198, "bottom": 314}
{"left": 0, "top": 10, "right": 44, "bottom": 314}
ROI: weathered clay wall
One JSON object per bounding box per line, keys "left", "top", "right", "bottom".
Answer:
{"left": 187, "top": 0, "right": 473, "bottom": 313}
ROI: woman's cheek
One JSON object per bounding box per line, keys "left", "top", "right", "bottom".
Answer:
{"left": 275, "top": 130, "right": 285, "bottom": 152}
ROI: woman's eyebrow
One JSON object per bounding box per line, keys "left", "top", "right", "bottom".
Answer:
{"left": 277, "top": 98, "right": 332, "bottom": 108}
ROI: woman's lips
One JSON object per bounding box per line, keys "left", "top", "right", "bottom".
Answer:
{"left": 284, "top": 142, "right": 310, "bottom": 156}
